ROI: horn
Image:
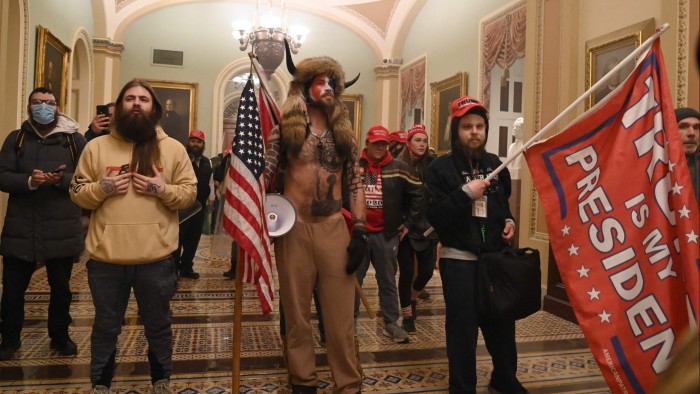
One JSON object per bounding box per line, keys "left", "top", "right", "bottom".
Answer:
{"left": 344, "top": 73, "right": 360, "bottom": 89}
{"left": 284, "top": 39, "right": 296, "bottom": 75}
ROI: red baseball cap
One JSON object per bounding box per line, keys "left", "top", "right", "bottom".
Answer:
{"left": 366, "top": 125, "right": 390, "bottom": 143}
{"left": 389, "top": 130, "right": 407, "bottom": 143}
{"left": 451, "top": 96, "right": 488, "bottom": 119}
{"left": 189, "top": 129, "right": 205, "bottom": 141}
{"left": 407, "top": 123, "right": 427, "bottom": 141}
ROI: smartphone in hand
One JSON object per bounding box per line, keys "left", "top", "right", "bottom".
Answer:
{"left": 96, "top": 105, "right": 110, "bottom": 117}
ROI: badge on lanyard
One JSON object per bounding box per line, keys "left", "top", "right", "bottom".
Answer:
{"left": 472, "top": 196, "right": 487, "bottom": 218}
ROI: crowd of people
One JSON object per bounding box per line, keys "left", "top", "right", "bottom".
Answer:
{"left": 0, "top": 55, "right": 698, "bottom": 394}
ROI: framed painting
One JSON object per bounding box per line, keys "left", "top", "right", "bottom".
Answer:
{"left": 341, "top": 93, "right": 363, "bottom": 142}
{"left": 399, "top": 55, "right": 427, "bottom": 132}
{"left": 34, "top": 25, "right": 71, "bottom": 109}
{"left": 585, "top": 18, "right": 655, "bottom": 108}
{"left": 144, "top": 79, "right": 198, "bottom": 147}
{"left": 430, "top": 72, "right": 468, "bottom": 154}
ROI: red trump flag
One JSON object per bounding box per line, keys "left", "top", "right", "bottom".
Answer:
{"left": 524, "top": 40, "right": 699, "bottom": 393}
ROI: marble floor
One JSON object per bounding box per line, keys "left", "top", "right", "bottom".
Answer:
{"left": 0, "top": 234, "right": 610, "bottom": 393}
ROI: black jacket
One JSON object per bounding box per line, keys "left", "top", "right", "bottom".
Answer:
{"left": 191, "top": 155, "right": 212, "bottom": 206}
{"left": 0, "top": 118, "right": 87, "bottom": 261}
{"left": 425, "top": 152, "right": 513, "bottom": 254}
{"left": 359, "top": 155, "right": 426, "bottom": 236}
{"left": 397, "top": 151, "right": 439, "bottom": 250}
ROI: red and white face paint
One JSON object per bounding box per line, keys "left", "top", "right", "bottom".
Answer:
{"left": 308, "top": 74, "right": 335, "bottom": 105}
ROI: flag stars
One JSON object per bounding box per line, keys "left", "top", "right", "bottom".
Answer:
{"left": 561, "top": 225, "right": 571, "bottom": 236}
{"left": 668, "top": 161, "right": 677, "bottom": 172}
{"left": 568, "top": 244, "right": 580, "bottom": 256}
{"left": 671, "top": 182, "right": 684, "bottom": 195}
{"left": 677, "top": 205, "right": 691, "bottom": 219}
{"left": 587, "top": 287, "right": 601, "bottom": 300}
{"left": 686, "top": 230, "right": 699, "bottom": 244}
{"left": 598, "top": 310, "right": 612, "bottom": 323}
{"left": 577, "top": 265, "right": 590, "bottom": 278}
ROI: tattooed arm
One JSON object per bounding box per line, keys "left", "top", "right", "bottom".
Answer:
{"left": 264, "top": 126, "right": 282, "bottom": 191}
{"left": 344, "top": 140, "right": 366, "bottom": 232}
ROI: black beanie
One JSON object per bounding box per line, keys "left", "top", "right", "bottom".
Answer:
{"left": 675, "top": 107, "right": 699, "bottom": 123}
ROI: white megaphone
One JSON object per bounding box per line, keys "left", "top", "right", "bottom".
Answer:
{"left": 264, "top": 193, "right": 297, "bottom": 237}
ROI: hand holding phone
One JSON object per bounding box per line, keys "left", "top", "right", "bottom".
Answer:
{"left": 92, "top": 105, "right": 111, "bottom": 133}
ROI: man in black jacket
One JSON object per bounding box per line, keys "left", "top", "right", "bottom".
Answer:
{"left": 174, "top": 129, "right": 213, "bottom": 279}
{"left": 0, "top": 87, "right": 87, "bottom": 360}
{"left": 424, "top": 96, "right": 526, "bottom": 394}
{"left": 355, "top": 125, "right": 424, "bottom": 344}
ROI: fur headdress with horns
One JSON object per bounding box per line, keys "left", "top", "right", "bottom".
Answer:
{"left": 281, "top": 44, "right": 359, "bottom": 157}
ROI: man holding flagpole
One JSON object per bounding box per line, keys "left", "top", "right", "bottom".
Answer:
{"left": 264, "top": 54, "right": 366, "bottom": 394}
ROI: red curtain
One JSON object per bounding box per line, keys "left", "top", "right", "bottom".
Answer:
{"left": 480, "top": 5, "right": 526, "bottom": 108}
{"left": 400, "top": 60, "right": 426, "bottom": 127}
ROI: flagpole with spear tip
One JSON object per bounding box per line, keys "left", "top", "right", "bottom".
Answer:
{"left": 422, "top": 23, "right": 670, "bottom": 238}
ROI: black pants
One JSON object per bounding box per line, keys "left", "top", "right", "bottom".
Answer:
{"left": 397, "top": 237, "right": 437, "bottom": 309}
{"left": 440, "top": 257, "right": 523, "bottom": 394}
{"left": 174, "top": 206, "right": 206, "bottom": 273}
{"left": 0, "top": 256, "right": 75, "bottom": 345}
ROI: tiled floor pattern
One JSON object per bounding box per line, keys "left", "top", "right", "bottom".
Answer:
{"left": 0, "top": 235, "right": 610, "bottom": 393}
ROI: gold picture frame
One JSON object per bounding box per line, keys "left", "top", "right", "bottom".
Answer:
{"left": 144, "top": 79, "right": 198, "bottom": 147}
{"left": 430, "top": 72, "right": 468, "bottom": 154}
{"left": 585, "top": 18, "right": 655, "bottom": 108}
{"left": 341, "top": 93, "right": 363, "bottom": 142}
{"left": 34, "top": 25, "right": 71, "bottom": 109}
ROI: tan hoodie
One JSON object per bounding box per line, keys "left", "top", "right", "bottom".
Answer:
{"left": 70, "top": 127, "right": 196, "bottom": 264}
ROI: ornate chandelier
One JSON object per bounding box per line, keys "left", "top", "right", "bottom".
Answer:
{"left": 232, "top": 0, "right": 308, "bottom": 79}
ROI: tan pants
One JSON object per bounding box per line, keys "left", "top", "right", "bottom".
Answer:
{"left": 276, "top": 216, "right": 361, "bottom": 394}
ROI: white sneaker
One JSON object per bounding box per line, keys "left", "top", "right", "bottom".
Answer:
{"left": 152, "top": 379, "right": 173, "bottom": 394}
{"left": 383, "top": 322, "right": 409, "bottom": 343}
{"left": 90, "top": 386, "right": 111, "bottom": 394}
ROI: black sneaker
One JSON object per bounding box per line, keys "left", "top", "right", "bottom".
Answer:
{"left": 222, "top": 269, "right": 235, "bottom": 279}
{"left": 411, "top": 300, "right": 417, "bottom": 320}
{"left": 180, "top": 271, "right": 200, "bottom": 279}
{"left": 50, "top": 338, "right": 78, "bottom": 356}
{"left": 0, "top": 341, "right": 21, "bottom": 360}
{"left": 402, "top": 317, "right": 416, "bottom": 334}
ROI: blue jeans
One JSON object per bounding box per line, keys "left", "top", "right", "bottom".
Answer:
{"left": 87, "top": 258, "right": 178, "bottom": 387}
{"left": 440, "top": 257, "right": 523, "bottom": 394}
{"left": 355, "top": 232, "right": 400, "bottom": 325}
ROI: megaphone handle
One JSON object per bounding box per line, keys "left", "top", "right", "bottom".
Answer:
{"left": 354, "top": 278, "right": 375, "bottom": 319}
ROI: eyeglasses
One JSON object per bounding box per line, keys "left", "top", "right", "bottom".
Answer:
{"left": 30, "top": 99, "right": 57, "bottom": 106}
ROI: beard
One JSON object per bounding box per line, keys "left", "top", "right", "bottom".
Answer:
{"left": 28, "top": 111, "right": 59, "bottom": 134}
{"left": 115, "top": 110, "right": 157, "bottom": 143}
{"left": 458, "top": 142, "right": 486, "bottom": 164}
{"left": 187, "top": 144, "right": 204, "bottom": 157}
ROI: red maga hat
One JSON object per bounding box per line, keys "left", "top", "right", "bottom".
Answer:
{"left": 366, "top": 125, "right": 390, "bottom": 143}
{"left": 451, "top": 96, "right": 488, "bottom": 119}
{"left": 407, "top": 123, "right": 427, "bottom": 141}
{"left": 389, "top": 130, "right": 407, "bottom": 143}
{"left": 189, "top": 129, "right": 205, "bottom": 141}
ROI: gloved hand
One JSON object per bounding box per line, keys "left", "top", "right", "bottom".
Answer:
{"left": 346, "top": 230, "right": 368, "bottom": 274}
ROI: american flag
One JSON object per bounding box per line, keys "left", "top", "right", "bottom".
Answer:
{"left": 223, "top": 78, "right": 274, "bottom": 314}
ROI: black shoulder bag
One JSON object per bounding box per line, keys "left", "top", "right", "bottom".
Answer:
{"left": 477, "top": 246, "right": 542, "bottom": 321}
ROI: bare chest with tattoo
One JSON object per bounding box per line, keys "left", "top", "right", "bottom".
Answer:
{"left": 284, "top": 132, "right": 344, "bottom": 220}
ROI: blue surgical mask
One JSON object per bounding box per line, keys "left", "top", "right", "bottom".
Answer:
{"left": 31, "top": 103, "right": 56, "bottom": 124}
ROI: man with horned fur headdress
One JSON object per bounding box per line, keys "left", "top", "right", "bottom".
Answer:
{"left": 265, "top": 53, "right": 365, "bottom": 393}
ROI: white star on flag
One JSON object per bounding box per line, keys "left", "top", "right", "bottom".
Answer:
{"left": 561, "top": 225, "right": 570, "bottom": 236}
{"left": 686, "top": 230, "right": 699, "bottom": 244}
{"left": 577, "top": 265, "right": 590, "bottom": 278}
{"left": 598, "top": 310, "right": 612, "bottom": 323}
{"left": 568, "top": 244, "right": 580, "bottom": 256}
{"left": 587, "top": 287, "right": 601, "bottom": 300}
{"left": 678, "top": 205, "right": 691, "bottom": 219}
{"left": 668, "top": 161, "right": 677, "bottom": 172}
{"left": 671, "top": 182, "right": 684, "bottom": 195}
